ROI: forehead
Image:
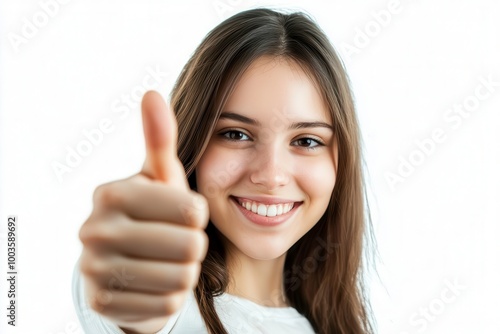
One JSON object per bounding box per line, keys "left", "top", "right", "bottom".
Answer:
{"left": 223, "top": 56, "right": 331, "bottom": 123}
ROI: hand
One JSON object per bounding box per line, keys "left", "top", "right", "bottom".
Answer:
{"left": 78, "top": 91, "right": 209, "bottom": 333}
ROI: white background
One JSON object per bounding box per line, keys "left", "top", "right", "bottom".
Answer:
{"left": 1, "top": 0, "right": 499, "bottom": 333}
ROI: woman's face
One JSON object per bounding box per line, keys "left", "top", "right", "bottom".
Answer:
{"left": 196, "top": 56, "right": 338, "bottom": 260}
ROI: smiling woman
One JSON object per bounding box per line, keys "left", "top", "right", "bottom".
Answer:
{"left": 73, "top": 7, "right": 375, "bottom": 334}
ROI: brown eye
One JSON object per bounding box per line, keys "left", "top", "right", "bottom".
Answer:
{"left": 292, "top": 137, "right": 324, "bottom": 151}
{"left": 220, "top": 130, "right": 250, "bottom": 141}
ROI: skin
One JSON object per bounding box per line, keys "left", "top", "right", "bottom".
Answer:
{"left": 196, "top": 56, "right": 338, "bottom": 307}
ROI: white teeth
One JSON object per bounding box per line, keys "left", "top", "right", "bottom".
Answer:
{"left": 251, "top": 202, "right": 257, "bottom": 213}
{"left": 267, "top": 205, "right": 277, "bottom": 217}
{"left": 237, "top": 198, "right": 296, "bottom": 217}
{"left": 257, "top": 204, "right": 267, "bottom": 216}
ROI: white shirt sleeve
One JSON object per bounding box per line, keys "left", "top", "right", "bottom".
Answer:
{"left": 71, "top": 257, "right": 183, "bottom": 334}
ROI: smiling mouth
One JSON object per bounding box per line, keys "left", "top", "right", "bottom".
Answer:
{"left": 230, "top": 196, "right": 302, "bottom": 218}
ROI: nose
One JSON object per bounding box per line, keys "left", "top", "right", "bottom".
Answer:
{"left": 249, "top": 143, "right": 290, "bottom": 191}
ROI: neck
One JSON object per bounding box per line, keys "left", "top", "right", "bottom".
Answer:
{"left": 224, "top": 242, "right": 289, "bottom": 308}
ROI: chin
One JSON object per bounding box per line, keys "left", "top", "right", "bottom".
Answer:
{"left": 228, "top": 235, "right": 290, "bottom": 261}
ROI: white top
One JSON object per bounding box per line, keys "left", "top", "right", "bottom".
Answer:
{"left": 72, "top": 260, "right": 316, "bottom": 333}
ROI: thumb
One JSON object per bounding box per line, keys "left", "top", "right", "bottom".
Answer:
{"left": 140, "top": 90, "right": 188, "bottom": 188}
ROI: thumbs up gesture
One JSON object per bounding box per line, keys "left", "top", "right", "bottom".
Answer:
{"left": 78, "top": 91, "right": 210, "bottom": 333}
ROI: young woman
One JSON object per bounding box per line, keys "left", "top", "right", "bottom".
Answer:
{"left": 72, "top": 7, "right": 375, "bottom": 334}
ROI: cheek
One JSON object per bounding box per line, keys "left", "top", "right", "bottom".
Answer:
{"left": 196, "top": 145, "right": 248, "bottom": 197}
{"left": 295, "top": 156, "right": 336, "bottom": 202}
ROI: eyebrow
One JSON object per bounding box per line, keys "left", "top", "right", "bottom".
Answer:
{"left": 219, "top": 111, "right": 333, "bottom": 131}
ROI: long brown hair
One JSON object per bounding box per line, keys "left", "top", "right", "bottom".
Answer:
{"left": 169, "top": 7, "right": 376, "bottom": 334}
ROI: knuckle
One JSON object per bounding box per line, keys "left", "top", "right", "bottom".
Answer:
{"left": 182, "top": 193, "right": 209, "bottom": 227}
{"left": 88, "top": 289, "right": 112, "bottom": 314}
{"left": 181, "top": 231, "right": 203, "bottom": 261}
{"left": 182, "top": 263, "right": 201, "bottom": 289}
{"left": 88, "top": 295, "right": 103, "bottom": 312}
{"left": 79, "top": 221, "right": 117, "bottom": 246}
{"left": 185, "top": 231, "right": 208, "bottom": 261}
{"left": 174, "top": 275, "right": 190, "bottom": 291}
{"left": 199, "top": 232, "right": 209, "bottom": 259}
{"left": 170, "top": 263, "right": 199, "bottom": 291}
{"left": 80, "top": 250, "right": 106, "bottom": 277}
{"left": 93, "top": 182, "right": 124, "bottom": 208}
{"left": 82, "top": 276, "right": 113, "bottom": 314}
{"left": 92, "top": 184, "right": 109, "bottom": 205}
{"left": 191, "top": 192, "right": 208, "bottom": 212}
{"left": 78, "top": 222, "right": 91, "bottom": 244}
{"left": 163, "top": 292, "right": 187, "bottom": 316}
